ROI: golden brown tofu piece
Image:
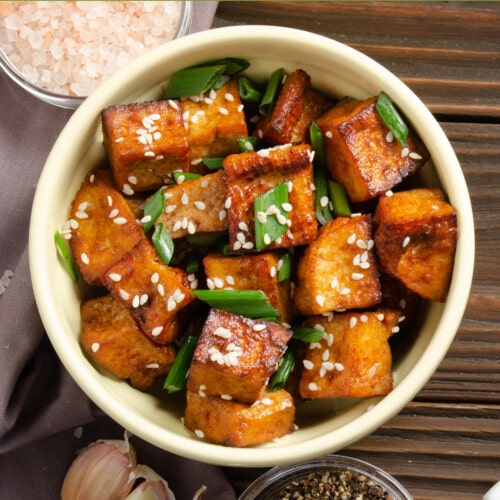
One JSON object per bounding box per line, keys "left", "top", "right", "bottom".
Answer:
{"left": 187, "top": 309, "right": 292, "bottom": 404}
{"left": 374, "top": 188, "right": 457, "bottom": 302}
{"left": 293, "top": 215, "right": 381, "bottom": 315}
{"left": 223, "top": 144, "right": 318, "bottom": 253}
{"left": 180, "top": 77, "right": 248, "bottom": 163}
{"left": 154, "top": 170, "right": 228, "bottom": 239}
{"left": 69, "top": 169, "right": 145, "bottom": 286}
{"left": 299, "top": 309, "right": 401, "bottom": 399}
{"left": 316, "top": 96, "right": 429, "bottom": 202}
{"left": 184, "top": 389, "right": 295, "bottom": 447}
{"left": 254, "top": 69, "right": 332, "bottom": 145}
{"left": 81, "top": 294, "right": 176, "bottom": 390}
{"left": 102, "top": 99, "right": 189, "bottom": 193}
{"left": 102, "top": 239, "right": 194, "bottom": 344}
{"left": 203, "top": 251, "right": 296, "bottom": 323}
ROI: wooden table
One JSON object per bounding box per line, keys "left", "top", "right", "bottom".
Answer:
{"left": 212, "top": 3, "right": 500, "bottom": 499}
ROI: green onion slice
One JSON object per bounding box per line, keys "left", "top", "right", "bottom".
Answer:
{"left": 152, "top": 223, "right": 174, "bottom": 265}
{"left": 165, "top": 64, "right": 227, "bottom": 98}
{"left": 269, "top": 338, "right": 300, "bottom": 391}
{"left": 163, "top": 335, "right": 198, "bottom": 393}
{"left": 376, "top": 91, "right": 409, "bottom": 146}
{"left": 238, "top": 77, "right": 262, "bottom": 103}
{"left": 202, "top": 157, "right": 224, "bottom": 171}
{"left": 206, "top": 57, "right": 250, "bottom": 76}
{"left": 328, "top": 181, "right": 352, "bottom": 217}
{"left": 314, "top": 162, "right": 334, "bottom": 225}
{"left": 192, "top": 289, "right": 280, "bottom": 319}
{"left": 54, "top": 230, "right": 78, "bottom": 282}
{"left": 254, "top": 182, "right": 289, "bottom": 251}
{"left": 277, "top": 252, "right": 292, "bottom": 282}
{"left": 291, "top": 325, "right": 324, "bottom": 343}
{"left": 143, "top": 187, "right": 165, "bottom": 233}
{"left": 309, "top": 122, "right": 326, "bottom": 166}
{"left": 172, "top": 171, "right": 201, "bottom": 184}
{"left": 259, "top": 67, "right": 284, "bottom": 115}
{"left": 185, "top": 250, "right": 201, "bottom": 274}
{"left": 237, "top": 136, "right": 259, "bottom": 152}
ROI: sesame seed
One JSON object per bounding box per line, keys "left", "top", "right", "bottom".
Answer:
{"left": 172, "top": 221, "right": 182, "bottom": 232}
{"left": 347, "top": 233, "right": 356, "bottom": 245}
{"left": 157, "top": 284, "right": 164, "bottom": 296}
{"left": 214, "top": 327, "right": 232, "bottom": 338}
{"left": 128, "top": 175, "right": 138, "bottom": 185}
{"left": 376, "top": 313, "right": 385, "bottom": 321}
{"left": 335, "top": 363, "right": 344, "bottom": 371}
{"left": 399, "top": 299, "right": 407, "bottom": 309}
{"left": 119, "top": 289, "right": 130, "bottom": 301}
{"left": 213, "top": 277, "right": 224, "bottom": 289}
{"left": 181, "top": 192, "right": 189, "bottom": 205}
{"left": 350, "top": 317, "right": 357, "bottom": 328}
{"left": 220, "top": 394, "right": 232, "bottom": 400}
{"left": 339, "top": 287, "right": 351, "bottom": 295}
{"left": 219, "top": 209, "right": 227, "bottom": 221}
{"left": 385, "top": 190, "right": 394, "bottom": 197}
{"left": 187, "top": 221, "right": 196, "bottom": 234}
{"left": 356, "top": 239, "right": 367, "bottom": 249}
{"left": 122, "top": 184, "right": 134, "bottom": 195}
{"left": 401, "top": 147, "right": 410, "bottom": 158}
{"left": 114, "top": 137, "right": 124, "bottom": 143}
{"left": 392, "top": 326, "right": 400, "bottom": 334}
{"left": 261, "top": 397, "right": 273, "bottom": 406}
{"left": 165, "top": 204, "right": 176, "bottom": 214}
{"left": 108, "top": 208, "right": 119, "bottom": 218}
{"left": 242, "top": 241, "right": 254, "bottom": 250}
{"left": 322, "top": 361, "right": 335, "bottom": 371}
{"left": 132, "top": 295, "right": 140, "bottom": 308}
{"left": 409, "top": 151, "right": 423, "bottom": 160}
{"left": 91, "top": 342, "right": 100, "bottom": 353}
{"left": 224, "top": 197, "right": 232, "bottom": 209}
{"left": 206, "top": 278, "right": 215, "bottom": 290}
{"left": 303, "top": 359, "right": 314, "bottom": 370}
{"left": 146, "top": 363, "right": 160, "bottom": 369}
{"left": 167, "top": 297, "right": 177, "bottom": 311}
{"left": 151, "top": 326, "right": 163, "bottom": 337}
{"left": 281, "top": 202, "right": 293, "bottom": 212}
{"left": 140, "top": 294, "right": 148, "bottom": 306}
{"left": 330, "top": 277, "right": 339, "bottom": 289}
{"left": 402, "top": 235, "right": 411, "bottom": 248}
{"left": 308, "top": 382, "right": 319, "bottom": 391}
{"left": 352, "top": 272, "right": 364, "bottom": 281}
{"left": 194, "top": 201, "right": 206, "bottom": 210}
{"left": 140, "top": 214, "right": 152, "bottom": 225}
{"left": 75, "top": 210, "right": 88, "bottom": 219}
{"left": 253, "top": 324, "right": 266, "bottom": 332}
{"left": 325, "top": 131, "right": 333, "bottom": 139}
{"left": 144, "top": 151, "right": 155, "bottom": 157}
{"left": 385, "top": 131, "right": 394, "bottom": 143}
{"left": 224, "top": 92, "right": 234, "bottom": 101}
{"left": 320, "top": 196, "right": 329, "bottom": 208}
{"left": 263, "top": 233, "right": 271, "bottom": 245}
{"left": 151, "top": 272, "right": 159, "bottom": 283}
{"left": 257, "top": 148, "right": 270, "bottom": 157}
{"left": 194, "top": 429, "right": 204, "bottom": 439}
{"left": 270, "top": 266, "right": 277, "bottom": 278}
{"left": 226, "top": 275, "right": 235, "bottom": 285}
{"left": 113, "top": 217, "right": 127, "bottom": 225}
{"left": 233, "top": 241, "right": 242, "bottom": 251}
{"left": 219, "top": 107, "right": 229, "bottom": 115}
{"left": 80, "top": 253, "right": 89, "bottom": 264}
{"left": 238, "top": 221, "right": 249, "bottom": 232}
{"left": 109, "top": 273, "right": 122, "bottom": 282}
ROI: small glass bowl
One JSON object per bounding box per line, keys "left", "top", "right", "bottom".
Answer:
{"left": 0, "top": 1, "right": 192, "bottom": 109}
{"left": 238, "top": 454, "right": 412, "bottom": 499}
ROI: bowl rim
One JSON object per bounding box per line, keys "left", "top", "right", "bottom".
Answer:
{"left": 0, "top": 1, "right": 193, "bottom": 109}
{"left": 29, "top": 24, "right": 475, "bottom": 467}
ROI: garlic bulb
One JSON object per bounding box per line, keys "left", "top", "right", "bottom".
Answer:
{"left": 124, "top": 464, "right": 176, "bottom": 500}
{"left": 61, "top": 438, "right": 137, "bottom": 500}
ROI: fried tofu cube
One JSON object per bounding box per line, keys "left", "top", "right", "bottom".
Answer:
{"left": 81, "top": 294, "right": 176, "bottom": 390}
{"left": 184, "top": 389, "right": 295, "bottom": 447}
{"left": 180, "top": 77, "right": 248, "bottom": 164}
{"left": 203, "top": 251, "right": 296, "bottom": 323}
{"left": 293, "top": 215, "right": 381, "bottom": 315}
{"left": 223, "top": 144, "right": 317, "bottom": 253}
{"left": 187, "top": 309, "right": 292, "bottom": 404}
{"left": 254, "top": 69, "right": 332, "bottom": 145}
{"left": 69, "top": 169, "right": 145, "bottom": 286}
{"left": 316, "top": 96, "right": 429, "bottom": 202}
{"left": 374, "top": 188, "right": 457, "bottom": 302}
{"left": 299, "top": 309, "right": 401, "bottom": 399}
{"left": 102, "top": 99, "right": 189, "bottom": 193}
{"left": 154, "top": 170, "right": 228, "bottom": 239}
{"left": 102, "top": 239, "right": 194, "bottom": 344}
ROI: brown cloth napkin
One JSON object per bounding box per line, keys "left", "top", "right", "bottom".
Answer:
{"left": 0, "top": 2, "right": 236, "bottom": 498}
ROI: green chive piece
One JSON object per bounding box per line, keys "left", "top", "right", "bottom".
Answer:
{"left": 376, "top": 91, "right": 409, "bottom": 146}
{"left": 192, "top": 289, "right": 280, "bottom": 319}
{"left": 254, "top": 182, "right": 289, "bottom": 251}
{"left": 202, "top": 157, "right": 224, "bottom": 171}
{"left": 291, "top": 325, "right": 325, "bottom": 343}
{"left": 314, "top": 162, "right": 334, "bottom": 225}
{"left": 237, "top": 136, "right": 259, "bottom": 152}
{"left": 164, "top": 335, "right": 198, "bottom": 393}
{"left": 328, "top": 181, "right": 352, "bottom": 217}
{"left": 309, "top": 122, "right": 326, "bottom": 166}
{"left": 172, "top": 171, "right": 201, "bottom": 184}
{"left": 152, "top": 223, "right": 174, "bottom": 265}
{"left": 269, "top": 338, "right": 300, "bottom": 391}
{"left": 277, "top": 252, "right": 292, "bottom": 282}
{"left": 259, "top": 67, "right": 284, "bottom": 115}
{"left": 185, "top": 250, "right": 201, "bottom": 274}
{"left": 238, "top": 77, "right": 262, "bottom": 103}
{"left": 143, "top": 187, "right": 165, "bottom": 233}
{"left": 54, "top": 230, "right": 78, "bottom": 282}
{"left": 165, "top": 64, "right": 227, "bottom": 98}
{"left": 206, "top": 57, "right": 250, "bottom": 76}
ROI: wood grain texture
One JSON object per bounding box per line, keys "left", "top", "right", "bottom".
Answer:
{"left": 215, "top": 2, "right": 500, "bottom": 499}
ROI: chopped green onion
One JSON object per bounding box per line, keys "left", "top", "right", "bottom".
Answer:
{"left": 206, "top": 57, "right": 250, "bottom": 76}
{"left": 269, "top": 338, "right": 300, "bottom": 391}
{"left": 152, "top": 223, "right": 174, "bottom": 265}
{"left": 163, "top": 335, "right": 198, "bottom": 393}
{"left": 172, "top": 171, "right": 201, "bottom": 184}
{"left": 254, "top": 182, "right": 289, "bottom": 251}
{"left": 54, "top": 230, "right": 78, "bottom": 282}
{"left": 328, "top": 181, "right": 352, "bottom": 217}
{"left": 192, "top": 289, "right": 280, "bottom": 319}
{"left": 165, "top": 64, "right": 227, "bottom": 98}
{"left": 291, "top": 325, "right": 324, "bottom": 343}
{"left": 238, "top": 77, "right": 262, "bottom": 103}
{"left": 142, "top": 187, "right": 165, "bottom": 233}
{"left": 277, "top": 252, "right": 292, "bottom": 282}
{"left": 309, "top": 122, "right": 326, "bottom": 166}
{"left": 259, "top": 67, "right": 284, "bottom": 116}
{"left": 185, "top": 250, "right": 201, "bottom": 274}
{"left": 202, "top": 157, "right": 224, "bottom": 171}
{"left": 237, "top": 136, "right": 259, "bottom": 152}
{"left": 314, "top": 162, "right": 334, "bottom": 225}
{"left": 376, "top": 91, "right": 409, "bottom": 146}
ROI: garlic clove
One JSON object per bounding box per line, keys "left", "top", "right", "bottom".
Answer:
{"left": 125, "top": 464, "right": 175, "bottom": 500}
{"left": 61, "top": 438, "right": 137, "bottom": 500}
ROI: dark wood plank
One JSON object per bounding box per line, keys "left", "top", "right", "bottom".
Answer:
{"left": 213, "top": 2, "right": 500, "bottom": 118}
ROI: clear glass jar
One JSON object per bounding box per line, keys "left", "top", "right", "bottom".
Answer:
{"left": 0, "top": 1, "right": 192, "bottom": 108}
{"left": 239, "top": 454, "right": 413, "bottom": 499}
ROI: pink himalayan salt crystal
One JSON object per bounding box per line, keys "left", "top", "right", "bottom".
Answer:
{"left": 0, "top": 1, "right": 183, "bottom": 97}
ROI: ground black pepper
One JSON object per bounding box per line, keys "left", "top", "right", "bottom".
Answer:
{"left": 276, "top": 469, "right": 392, "bottom": 499}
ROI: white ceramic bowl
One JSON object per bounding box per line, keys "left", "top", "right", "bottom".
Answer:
{"left": 29, "top": 26, "right": 474, "bottom": 467}
{"left": 0, "top": 1, "right": 192, "bottom": 108}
